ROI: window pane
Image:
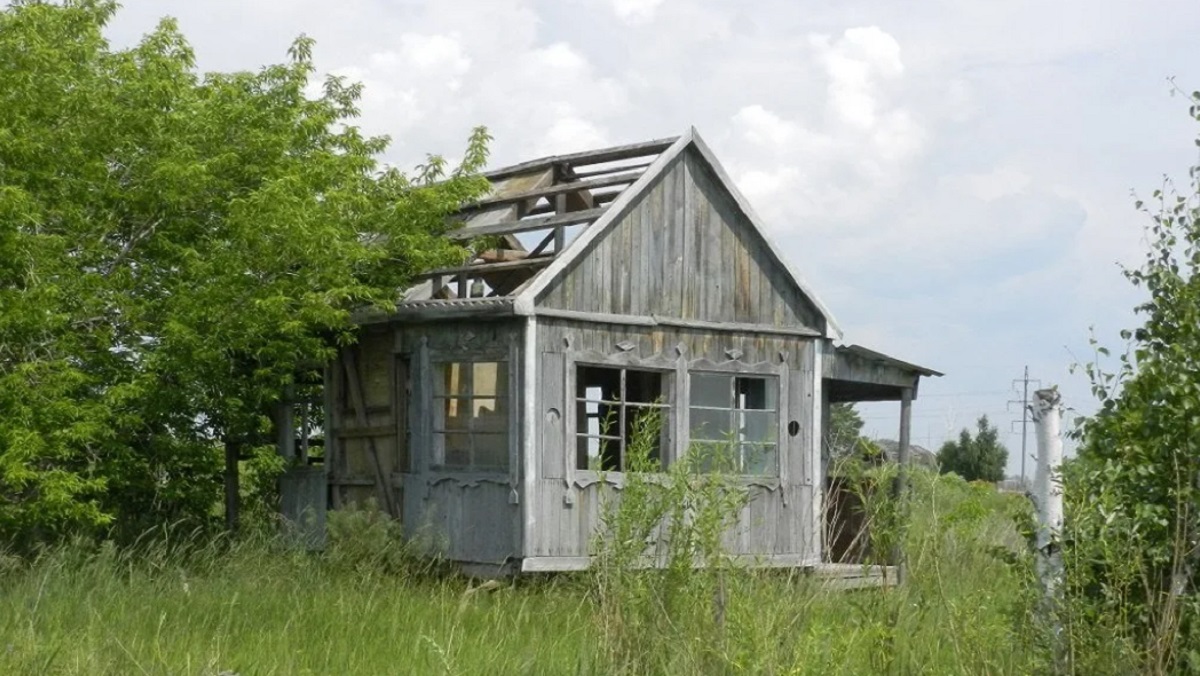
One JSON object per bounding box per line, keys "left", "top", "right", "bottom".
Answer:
{"left": 690, "top": 441, "right": 738, "bottom": 473}
{"left": 741, "top": 443, "right": 777, "bottom": 476}
{"left": 625, "top": 369, "right": 664, "bottom": 404}
{"left": 440, "top": 397, "right": 469, "bottom": 431}
{"left": 739, "top": 410, "right": 778, "bottom": 444}
{"left": 576, "top": 435, "right": 603, "bottom": 470}
{"left": 441, "top": 433, "right": 471, "bottom": 468}
{"left": 471, "top": 397, "right": 507, "bottom": 430}
{"left": 577, "top": 366, "right": 620, "bottom": 402}
{"left": 440, "top": 363, "right": 467, "bottom": 397}
{"left": 473, "top": 433, "right": 508, "bottom": 469}
{"left": 690, "top": 373, "right": 731, "bottom": 408}
{"left": 690, "top": 407, "right": 732, "bottom": 441}
{"left": 473, "top": 362, "right": 506, "bottom": 398}
{"left": 736, "top": 377, "right": 776, "bottom": 410}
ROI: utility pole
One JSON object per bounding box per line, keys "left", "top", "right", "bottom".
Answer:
{"left": 1008, "top": 366, "right": 1041, "bottom": 488}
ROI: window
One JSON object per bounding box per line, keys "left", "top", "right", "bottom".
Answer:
{"left": 575, "top": 365, "right": 670, "bottom": 471}
{"left": 688, "top": 374, "right": 778, "bottom": 475}
{"left": 432, "top": 361, "right": 509, "bottom": 471}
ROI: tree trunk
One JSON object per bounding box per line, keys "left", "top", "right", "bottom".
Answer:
{"left": 224, "top": 438, "right": 240, "bottom": 531}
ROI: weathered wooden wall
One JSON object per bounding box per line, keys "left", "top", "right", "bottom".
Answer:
{"left": 538, "top": 148, "right": 824, "bottom": 333}
{"left": 327, "top": 319, "right": 523, "bottom": 566}
{"left": 527, "top": 318, "right": 821, "bottom": 565}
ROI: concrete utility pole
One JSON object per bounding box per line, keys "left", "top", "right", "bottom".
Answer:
{"left": 1032, "top": 387, "right": 1065, "bottom": 670}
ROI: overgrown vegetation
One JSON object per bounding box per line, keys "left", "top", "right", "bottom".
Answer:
{"left": 1, "top": 467, "right": 1046, "bottom": 675}
{"left": 1059, "top": 88, "right": 1200, "bottom": 675}
{"left": 0, "top": 0, "right": 490, "bottom": 547}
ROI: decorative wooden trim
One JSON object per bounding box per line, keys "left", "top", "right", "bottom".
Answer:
{"left": 532, "top": 307, "right": 821, "bottom": 337}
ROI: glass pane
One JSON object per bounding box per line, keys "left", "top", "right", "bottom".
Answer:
{"left": 625, "top": 369, "right": 664, "bottom": 404}
{"left": 441, "top": 432, "right": 471, "bottom": 469}
{"left": 473, "top": 433, "right": 508, "bottom": 470}
{"left": 440, "top": 363, "right": 467, "bottom": 397}
{"left": 576, "top": 435, "right": 602, "bottom": 470}
{"left": 440, "top": 397, "right": 469, "bottom": 431}
{"left": 626, "top": 405, "right": 665, "bottom": 471}
{"left": 690, "top": 373, "right": 731, "bottom": 408}
{"left": 471, "top": 397, "right": 507, "bottom": 435}
{"left": 739, "top": 410, "right": 778, "bottom": 444}
{"left": 741, "top": 443, "right": 777, "bottom": 476}
{"left": 690, "top": 441, "right": 738, "bottom": 474}
{"left": 690, "top": 407, "right": 732, "bottom": 441}
{"left": 473, "top": 362, "right": 506, "bottom": 398}
{"left": 577, "top": 366, "right": 621, "bottom": 402}
{"left": 736, "top": 377, "right": 776, "bottom": 410}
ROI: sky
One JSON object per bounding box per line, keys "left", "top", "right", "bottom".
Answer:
{"left": 105, "top": 0, "right": 1200, "bottom": 480}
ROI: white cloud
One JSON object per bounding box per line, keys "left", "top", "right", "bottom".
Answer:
{"left": 611, "top": 0, "right": 666, "bottom": 24}
{"left": 100, "top": 0, "right": 1200, "bottom": 464}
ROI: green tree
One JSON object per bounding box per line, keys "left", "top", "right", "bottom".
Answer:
{"left": 0, "top": 0, "right": 490, "bottom": 545}
{"left": 936, "top": 415, "right": 1007, "bottom": 482}
{"left": 1064, "top": 90, "right": 1200, "bottom": 667}
{"left": 828, "top": 403, "right": 865, "bottom": 458}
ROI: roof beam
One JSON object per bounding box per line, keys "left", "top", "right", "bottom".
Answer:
{"left": 462, "top": 171, "right": 643, "bottom": 212}
{"left": 418, "top": 255, "right": 555, "bottom": 278}
{"left": 482, "top": 137, "right": 678, "bottom": 181}
{"left": 447, "top": 207, "right": 606, "bottom": 240}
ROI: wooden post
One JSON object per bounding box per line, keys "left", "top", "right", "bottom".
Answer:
{"left": 224, "top": 438, "right": 240, "bottom": 531}
{"left": 275, "top": 385, "right": 295, "bottom": 461}
{"left": 892, "top": 385, "right": 913, "bottom": 585}
{"left": 1032, "top": 387, "right": 1065, "bottom": 669}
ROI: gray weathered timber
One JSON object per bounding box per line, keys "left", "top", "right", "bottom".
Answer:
{"left": 523, "top": 317, "right": 820, "bottom": 562}
{"left": 317, "top": 130, "right": 939, "bottom": 577}
{"left": 536, "top": 148, "right": 825, "bottom": 332}
{"left": 447, "top": 207, "right": 607, "bottom": 240}
{"left": 464, "top": 171, "right": 644, "bottom": 212}
{"left": 482, "top": 137, "right": 678, "bottom": 181}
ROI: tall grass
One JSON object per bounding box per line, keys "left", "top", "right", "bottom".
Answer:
{"left": 0, "top": 468, "right": 1056, "bottom": 675}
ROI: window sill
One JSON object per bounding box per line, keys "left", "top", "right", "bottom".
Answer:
{"left": 569, "top": 470, "right": 781, "bottom": 491}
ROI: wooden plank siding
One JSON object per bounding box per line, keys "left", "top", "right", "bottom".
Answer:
{"left": 527, "top": 318, "right": 820, "bottom": 563}
{"left": 537, "top": 148, "right": 824, "bottom": 333}
{"left": 326, "top": 319, "right": 524, "bottom": 566}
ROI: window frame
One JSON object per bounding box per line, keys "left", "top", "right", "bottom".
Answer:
{"left": 685, "top": 370, "right": 783, "bottom": 477}
{"left": 429, "top": 357, "right": 512, "bottom": 473}
{"left": 570, "top": 360, "right": 675, "bottom": 475}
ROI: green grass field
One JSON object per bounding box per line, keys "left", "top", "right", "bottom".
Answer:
{"left": 0, "top": 474, "right": 1064, "bottom": 675}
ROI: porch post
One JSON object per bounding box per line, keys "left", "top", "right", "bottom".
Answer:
{"left": 892, "top": 385, "right": 913, "bottom": 584}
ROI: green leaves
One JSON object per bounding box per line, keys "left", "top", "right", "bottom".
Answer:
{"left": 0, "top": 2, "right": 489, "bottom": 545}
{"left": 936, "top": 415, "right": 1008, "bottom": 483}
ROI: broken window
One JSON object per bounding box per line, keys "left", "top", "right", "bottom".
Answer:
{"left": 432, "top": 361, "right": 509, "bottom": 471}
{"left": 575, "top": 365, "right": 670, "bottom": 471}
{"left": 688, "top": 374, "right": 778, "bottom": 475}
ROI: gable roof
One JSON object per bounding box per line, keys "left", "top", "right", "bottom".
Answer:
{"left": 397, "top": 128, "right": 842, "bottom": 338}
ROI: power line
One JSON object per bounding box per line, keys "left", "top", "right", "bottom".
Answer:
{"left": 1008, "top": 366, "right": 1041, "bottom": 486}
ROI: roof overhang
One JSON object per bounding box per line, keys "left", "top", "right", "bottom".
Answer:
{"left": 824, "top": 344, "right": 942, "bottom": 402}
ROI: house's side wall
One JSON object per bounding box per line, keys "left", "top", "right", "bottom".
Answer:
{"left": 528, "top": 317, "right": 819, "bottom": 565}
{"left": 326, "top": 327, "right": 403, "bottom": 512}
{"left": 537, "top": 148, "right": 824, "bottom": 332}
{"left": 327, "top": 319, "right": 523, "bottom": 566}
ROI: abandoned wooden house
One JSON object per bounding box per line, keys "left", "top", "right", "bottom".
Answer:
{"left": 282, "top": 128, "right": 940, "bottom": 575}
